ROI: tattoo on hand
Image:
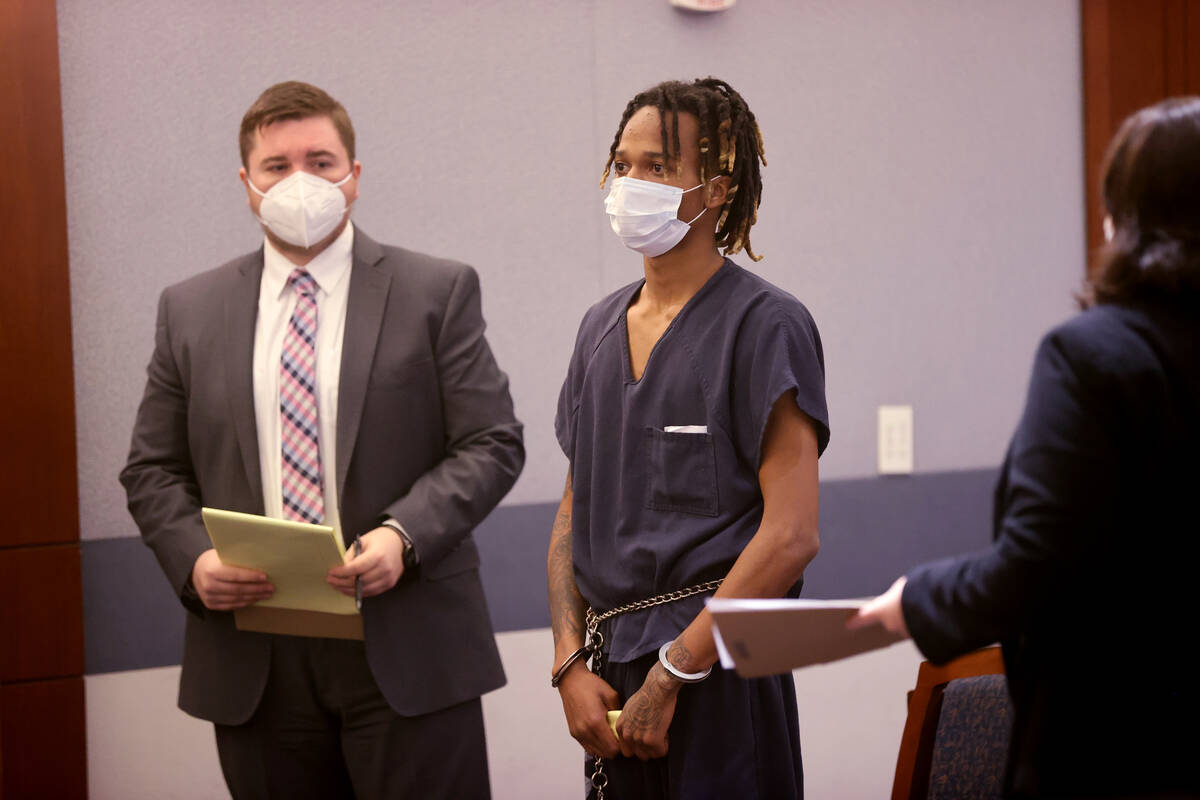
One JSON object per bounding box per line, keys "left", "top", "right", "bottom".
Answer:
{"left": 625, "top": 679, "right": 668, "bottom": 733}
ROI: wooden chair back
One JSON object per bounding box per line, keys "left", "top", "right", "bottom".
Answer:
{"left": 891, "top": 646, "right": 1006, "bottom": 800}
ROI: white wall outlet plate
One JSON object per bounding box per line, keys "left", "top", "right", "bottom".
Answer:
{"left": 878, "top": 405, "right": 914, "bottom": 475}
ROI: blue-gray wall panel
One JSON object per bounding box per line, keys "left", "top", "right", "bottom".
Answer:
{"left": 804, "top": 469, "right": 996, "bottom": 599}
{"left": 474, "top": 503, "right": 557, "bottom": 634}
{"left": 82, "top": 536, "right": 186, "bottom": 675}
{"left": 84, "top": 468, "right": 995, "bottom": 675}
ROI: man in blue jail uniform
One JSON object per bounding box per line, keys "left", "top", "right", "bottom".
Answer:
{"left": 547, "top": 78, "right": 830, "bottom": 799}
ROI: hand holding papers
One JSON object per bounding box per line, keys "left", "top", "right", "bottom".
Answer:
{"left": 201, "top": 507, "right": 363, "bottom": 639}
{"left": 708, "top": 597, "right": 905, "bottom": 678}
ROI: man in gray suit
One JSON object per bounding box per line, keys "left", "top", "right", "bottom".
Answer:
{"left": 120, "top": 81, "right": 524, "bottom": 798}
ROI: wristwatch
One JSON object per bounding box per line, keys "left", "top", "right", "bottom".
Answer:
{"left": 400, "top": 535, "right": 418, "bottom": 574}
{"left": 380, "top": 519, "right": 419, "bottom": 577}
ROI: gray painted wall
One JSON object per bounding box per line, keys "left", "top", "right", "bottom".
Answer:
{"left": 61, "top": 0, "right": 1083, "bottom": 539}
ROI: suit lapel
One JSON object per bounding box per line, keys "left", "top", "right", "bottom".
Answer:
{"left": 336, "top": 230, "right": 390, "bottom": 503}
{"left": 225, "top": 251, "right": 265, "bottom": 512}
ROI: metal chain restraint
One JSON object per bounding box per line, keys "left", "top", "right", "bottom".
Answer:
{"left": 583, "top": 578, "right": 723, "bottom": 800}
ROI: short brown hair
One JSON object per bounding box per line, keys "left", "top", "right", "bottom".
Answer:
{"left": 1087, "top": 96, "right": 1200, "bottom": 306}
{"left": 239, "top": 81, "right": 356, "bottom": 167}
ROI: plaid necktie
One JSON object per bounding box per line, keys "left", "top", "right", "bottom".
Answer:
{"left": 280, "top": 268, "right": 324, "bottom": 523}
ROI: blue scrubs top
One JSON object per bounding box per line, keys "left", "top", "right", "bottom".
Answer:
{"left": 556, "top": 260, "right": 830, "bottom": 663}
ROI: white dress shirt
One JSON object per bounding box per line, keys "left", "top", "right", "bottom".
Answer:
{"left": 253, "top": 224, "right": 354, "bottom": 532}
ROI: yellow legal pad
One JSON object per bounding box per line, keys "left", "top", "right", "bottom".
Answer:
{"left": 200, "top": 507, "right": 358, "bottom": 616}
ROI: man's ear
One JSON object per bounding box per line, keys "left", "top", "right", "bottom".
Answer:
{"left": 705, "top": 176, "right": 732, "bottom": 209}
{"left": 346, "top": 160, "right": 363, "bottom": 205}
{"left": 238, "top": 166, "right": 256, "bottom": 207}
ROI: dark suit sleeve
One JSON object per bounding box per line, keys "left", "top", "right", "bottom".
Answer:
{"left": 383, "top": 265, "right": 525, "bottom": 567}
{"left": 119, "top": 288, "right": 211, "bottom": 614}
{"left": 901, "top": 330, "right": 1119, "bottom": 664}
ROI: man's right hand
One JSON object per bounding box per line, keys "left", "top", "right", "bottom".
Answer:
{"left": 556, "top": 661, "right": 622, "bottom": 759}
{"left": 191, "top": 548, "right": 274, "bottom": 610}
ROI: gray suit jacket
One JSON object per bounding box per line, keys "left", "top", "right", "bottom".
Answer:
{"left": 120, "top": 229, "right": 524, "bottom": 724}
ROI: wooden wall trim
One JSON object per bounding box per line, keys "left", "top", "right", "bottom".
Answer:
{"left": 0, "top": 544, "right": 85, "bottom": 682}
{"left": 1164, "top": 0, "right": 1189, "bottom": 96}
{"left": 0, "top": 0, "right": 80, "bottom": 549}
{"left": 1187, "top": 2, "right": 1200, "bottom": 90}
{"left": 1081, "top": 0, "right": 1115, "bottom": 260}
{"left": 1080, "top": 0, "right": 1200, "bottom": 272}
{"left": 1, "top": 0, "right": 88, "bottom": 796}
{"left": 1, "top": 678, "right": 87, "bottom": 799}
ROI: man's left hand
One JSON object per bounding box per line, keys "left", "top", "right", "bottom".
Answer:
{"left": 327, "top": 526, "right": 407, "bottom": 598}
{"left": 615, "top": 661, "right": 681, "bottom": 760}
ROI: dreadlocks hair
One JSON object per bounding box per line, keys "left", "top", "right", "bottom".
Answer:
{"left": 601, "top": 77, "right": 767, "bottom": 261}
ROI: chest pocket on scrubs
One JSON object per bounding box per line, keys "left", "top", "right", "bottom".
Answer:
{"left": 644, "top": 427, "right": 719, "bottom": 516}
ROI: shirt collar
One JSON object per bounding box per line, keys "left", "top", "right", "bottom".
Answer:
{"left": 262, "top": 223, "right": 355, "bottom": 300}
{"left": 605, "top": 258, "right": 735, "bottom": 333}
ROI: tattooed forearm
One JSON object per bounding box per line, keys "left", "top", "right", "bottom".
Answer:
{"left": 548, "top": 471, "right": 586, "bottom": 648}
{"left": 666, "top": 640, "right": 697, "bottom": 673}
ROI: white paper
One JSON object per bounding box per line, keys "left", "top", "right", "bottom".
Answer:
{"left": 711, "top": 619, "right": 736, "bottom": 670}
{"left": 664, "top": 425, "right": 708, "bottom": 433}
{"left": 201, "top": 507, "right": 357, "bottom": 615}
{"left": 707, "top": 597, "right": 904, "bottom": 677}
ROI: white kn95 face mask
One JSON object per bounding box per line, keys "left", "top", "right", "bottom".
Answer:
{"left": 604, "top": 176, "right": 713, "bottom": 258}
{"left": 248, "top": 169, "right": 354, "bottom": 248}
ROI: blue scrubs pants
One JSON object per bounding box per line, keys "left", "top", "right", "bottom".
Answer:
{"left": 588, "top": 647, "right": 803, "bottom": 800}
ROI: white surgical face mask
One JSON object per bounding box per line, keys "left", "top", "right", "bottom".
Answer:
{"left": 604, "top": 176, "right": 712, "bottom": 257}
{"left": 247, "top": 169, "right": 354, "bottom": 248}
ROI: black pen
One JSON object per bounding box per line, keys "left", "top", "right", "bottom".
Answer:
{"left": 354, "top": 534, "right": 363, "bottom": 610}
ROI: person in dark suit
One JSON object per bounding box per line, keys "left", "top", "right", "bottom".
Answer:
{"left": 852, "top": 96, "right": 1200, "bottom": 799}
{"left": 120, "top": 81, "right": 524, "bottom": 799}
